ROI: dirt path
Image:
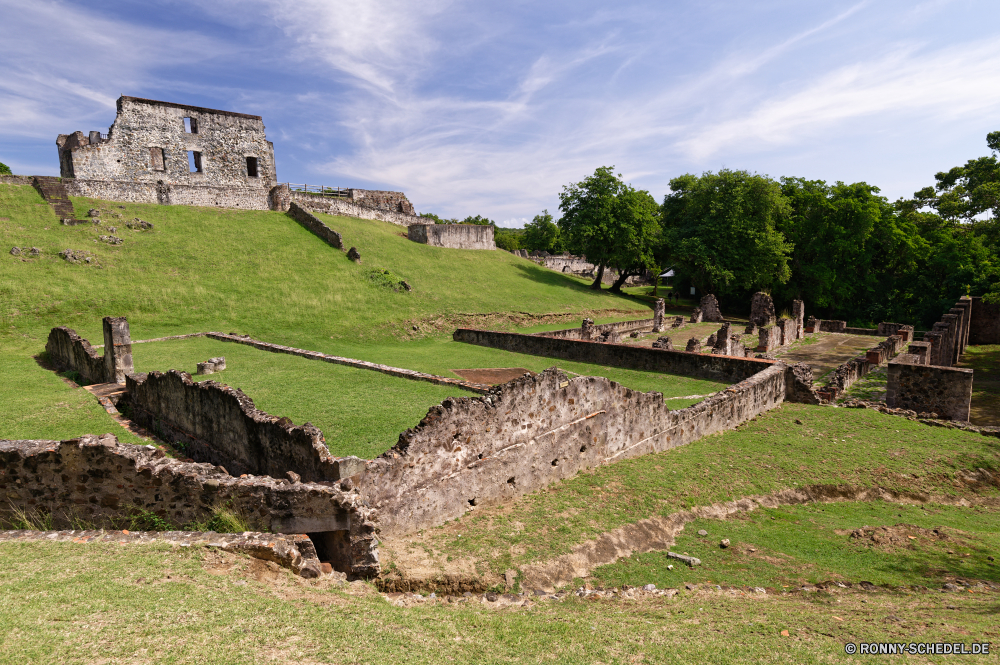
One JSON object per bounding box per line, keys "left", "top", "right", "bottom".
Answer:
{"left": 775, "top": 333, "right": 876, "bottom": 381}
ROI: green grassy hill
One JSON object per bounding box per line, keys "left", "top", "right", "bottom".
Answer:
{"left": 0, "top": 184, "right": 655, "bottom": 444}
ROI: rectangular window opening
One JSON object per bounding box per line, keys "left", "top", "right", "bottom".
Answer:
{"left": 183, "top": 117, "right": 198, "bottom": 134}
{"left": 246, "top": 156, "right": 259, "bottom": 178}
{"left": 149, "top": 147, "right": 165, "bottom": 171}
{"left": 188, "top": 151, "right": 202, "bottom": 173}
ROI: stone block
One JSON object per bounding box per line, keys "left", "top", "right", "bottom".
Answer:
{"left": 749, "top": 292, "right": 775, "bottom": 327}
{"left": 652, "top": 298, "right": 665, "bottom": 332}
{"left": 819, "top": 320, "right": 847, "bottom": 333}
{"left": 685, "top": 338, "right": 702, "bottom": 353}
{"left": 689, "top": 308, "right": 703, "bottom": 323}
{"left": 792, "top": 300, "right": 805, "bottom": 339}
{"left": 757, "top": 325, "right": 781, "bottom": 352}
{"left": 907, "top": 341, "right": 931, "bottom": 365}
{"left": 699, "top": 294, "right": 724, "bottom": 322}
{"left": 652, "top": 336, "right": 673, "bottom": 350}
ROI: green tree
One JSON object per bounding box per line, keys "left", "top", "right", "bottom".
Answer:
{"left": 662, "top": 169, "right": 792, "bottom": 298}
{"left": 494, "top": 227, "right": 525, "bottom": 251}
{"left": 523, "top": 210, "right": 561, "bottom": 253}
{"left": 460, "top": 215, "right": 494, "bottom": 226}
{"left": 606, "top": 187, "right": 660, "bottom": 292}
{"left": 0, "top": 162, "right": 11, "bottom": 176}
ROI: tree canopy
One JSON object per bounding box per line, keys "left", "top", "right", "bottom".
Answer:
{"left": 523, "top": 210, "right": 561, "bottom": 254}
{"left": 0, "top": 162, "right": 11, "bottom": 176}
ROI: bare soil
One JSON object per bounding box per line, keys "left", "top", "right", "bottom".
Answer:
{"left": 451, "top": 368, "right": 535, "bottom": 384}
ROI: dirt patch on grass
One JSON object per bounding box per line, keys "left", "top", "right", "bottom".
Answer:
{"left": 451, "top": 368, "right": 535, "bottom": 384}
{"left": 846, "top": 523, "right": 960, "bottom": 551}
{"left": 396, "top": 308, "right": 647, "bottom": 338}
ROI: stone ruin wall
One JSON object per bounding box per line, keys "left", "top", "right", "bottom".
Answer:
{"left": 286, "top": 188, "right": 419, "bottom": 227}
{"left": 287, "top": 202, "right": 344, "bottom": 250}
{"left": 533, "top": 318, "right": 655, "bottom": 341}
{"left": 407, "top": 224, "right": 496, "bottom": 250}
{"left": 510, "top": 251, "right": 642, "bottom": 285}
{"left": 0, "top": 434, "right": 379, "bottom": 576}
{"left": 453, "top": 328, "right": 774, "bottom": 384}
{"left": 45, "top": 317, "right": 134, "bottom": 385}
{"left": 356, "top": 365, "right": 790, "bottom": 537}
{"left": 58, "top": 96, "right": 276, "bottom": 189}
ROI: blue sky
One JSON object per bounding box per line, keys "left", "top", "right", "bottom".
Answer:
{"left": 2, "top": 0, "right": 999, "bottom": 226}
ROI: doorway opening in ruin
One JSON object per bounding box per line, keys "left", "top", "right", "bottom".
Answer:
{"left": 183, "top": 117, "right": 198, "bottom": 134}
{"left": 246, "top": 156, "right": 258, "bottom": 177}
{"left": 307, "top": 531, "right": 352, "bottom": 573}
{"left": 188, "top": 151, "right": 203, "bottom": 173}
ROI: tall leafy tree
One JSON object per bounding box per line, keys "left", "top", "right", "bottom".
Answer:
{"left": 558, "top": 166, "right": 626, "bottom": 289}
{"left": 606, "top": 186, "right": 660, "bottom": 292}
{"left": 0, "top": 162, "right": 11, "bottom": 176}
{"left": 661, "top": 169, "right": 792, "bottom": 298}
{"left": 523, "top": 210, "right": 561, "bottom": 253}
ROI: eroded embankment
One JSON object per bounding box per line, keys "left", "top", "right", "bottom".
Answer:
{"left": 378, "top": 471, "right": 1000, "bottom": 593}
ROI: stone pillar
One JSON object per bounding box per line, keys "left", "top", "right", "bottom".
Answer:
{"left": 581, "top": 318, "right": 594, "bottom": 341}
{"left": 269, "top": 183, "right": 292, "bottom": 212}
{"left": 689, "top": 307, "right": 703, "bottom": 323}
{"left": 652, "top": 298, "right": 665, "bottom": 332}
{"left": 923, "top": 331, "right": 943, "bottom": 366}
{"left": 102, "top": 316, "right": 133, "bottom": 384}
{"left": 699, "top": 294, "right": 724, "bottom": 322}
{"left": 749, "top": 292, "right": 776, "bottom": 328}
{"left": 792, "top": 300, "right": 805, "bottom": 339}
{"left": 652, "top": 335, "right": 673, "bottom": 350}
{"left": 685, "top": 338, "right": 702, "bottom": 353}
{"left": 712, "top": 323, "right": 732, "bottom": 355}
{"left": 949, "top": 307, "right": 966, "bottom": 362}
{"left": 907, "top": 341, "right": 931, "bottom": 365}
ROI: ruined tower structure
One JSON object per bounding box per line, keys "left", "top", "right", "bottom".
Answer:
{"left": 56, "top": 96, "right": 278, "bottom": 210}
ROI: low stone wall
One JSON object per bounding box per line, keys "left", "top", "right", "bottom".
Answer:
{"left": 818, "top": 334, "right": 905, "bottom": 402}
{"left": 886, "top": 361, "right": 973, "bottom": 421}
{"left": 453, "top": 328, "right": 775, "bottom": 384}
{"left": 45, "top": 318, "right": 133, "bottom": 385}
{"left": 844, "top": 327, "right": 879, "bottom": 336}
{"left": 123, "top": 370, "right": 350, "bottom": 483}
{"left": 64, "top": 178, "right": 271, "bottom": 210}
{"left": 289, "top": 192, "right": 418, "bottom": 227}
{"left": 535, "top": 318, "right": 655, "bottom": 341}
{"left": 969, "top": 296, "right": 1000, "bottom": 345}
{"left": 356, "top": 365, "right": 788, "bottom": 537}
{"left": 757, "top": 325, "right": 782, "bottom": 352}
{"left": 819, "top": 320, "right": 847, "bottom": 333}
{"left": 288, "top": 202, "right": 343, "bottom": 250}
{"left": 0, "top": 434, "right": 378, "bottom": 575}
{"left": 408, "top": 224, "right": 496, "bottom": 250}
{"left": 0, "top": 175, "right": 35, "bottom": 186}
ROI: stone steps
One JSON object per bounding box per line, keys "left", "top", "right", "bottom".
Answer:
{"left": 32, "top": 176, "right": 79, "bottom": 221}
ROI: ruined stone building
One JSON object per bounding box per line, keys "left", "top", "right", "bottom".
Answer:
{"left": 51, "top": 95, "right": 419, "bottom": 222}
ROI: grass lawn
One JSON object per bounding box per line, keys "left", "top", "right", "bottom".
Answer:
{"left": 960, "top": 344, "right": 1000, "bottom": 426}
{"left": 593, "top": 501, "right": 1000, "bottom": 590}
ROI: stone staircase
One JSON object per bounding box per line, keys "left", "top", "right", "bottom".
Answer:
{"left": 32, "top": 176, "right": 81, "bottom": 223}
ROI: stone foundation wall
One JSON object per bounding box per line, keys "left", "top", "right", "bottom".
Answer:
{"left": 64, "top": 178, "right": 271, "bottom": 210}
{"left": 454, "top": 328, "right": 775, "bottom": 384}
{"left": 819, "top": 320, "right": 847, "bottom": 333}
{"left": 45, "top": 318, "right": 133, "bottom": 385}
{"left": 407, "top": 224, "right": 496, "bottom": 250}
{"left": 757, "top": 325, "right": 782, "bottom": 352}
{"left": 287, "top": 202, "right": 343, "bottom": 250}
{"left": 290, "top": 192, "right": 418, "bottom": 227}
{"left": 356, "top": 365, "right": 788, "bottom": 537}
{"left": 0, "top": 434, "right": 378, "bottom": 576}
{"left": 123, "top": 370, "right": 350, "bottom": 483}
{"left": 886, "top": 361, "right": 973, "bottom": 421}
{"left": 535, "top": 318, "right": 655, "bottom": 341}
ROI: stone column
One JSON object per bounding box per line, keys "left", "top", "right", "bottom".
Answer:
{"left": 652, "top": 298, "right": 665, "bottom": 332}
{"left": 102, "top": 316, "right": 133, "bottom": 384}
{"left": 792, "top": 300, "right": 805, "bottom": 339}
{"left": 581, "top": 318, "right": 594, "bottom": 341}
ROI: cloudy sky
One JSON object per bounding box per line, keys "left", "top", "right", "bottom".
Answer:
{"left": 1, "top": 0, "right": 998, "bottom": 225}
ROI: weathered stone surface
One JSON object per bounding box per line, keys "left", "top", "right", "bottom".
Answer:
{"left": 792, "top": 300, "right": 805, "bottom": 339}
{"left": 777, "top": 318, "right": 798, "bottom": 346}
{"left": 288, "top": 202, "right": 343, "bottom": 249}
{"left": 652, "top": 299, "right": 665, "bottom": 332}
{"left": 706, "top": 333, "right": 717, "bottom": 347}
{"left": 689, "top": 308, "right": 703, "bottom": 323}
{"left": 784, "top": 362, "right": 821, "bottom": 404}
{"left": 46, "top": 317, "right": 132, "bottom": 385}
{"left": 819, "top": 320, "right": 847, "bottom": 333}
{"left": 699, "top": 295, "right": 724, "bottom": 322}
{"left": 536, "top": 318, "right": 654, "bottom": 341}
{"left": 0, "top": 434, "right": 377, "bottom": 576}
{"left": 886, "top": 361, "right": 973, "bottom": 421}
{"left": 685, "top": 338, "right": 702, "bottom": 353}
{"left": 347, "top": 247, "right": 361, "bottom": 262}
{"left": 9, "top": 246, "right": 20, "bottom": 256}
{"left": 651, "top": 336, "right": 673, "bottom": 350}
{"left": 58, "top": 249, "right": 92, "bottom": 264}
{"left": 744, "top": 322, "right": 757, "bottom": 335}
{"left": 102, "top": 316, "right": 133, "bottom": 384}
{"left": 196, "top": 356, "right": 226, "bottom": 375}
{"left": 907, "top": 342, "right": 932, "bottom": 365}
{"left": 969, "top": 296, "right": 1000, "bottom": 345}
{"left": 711, "top": 323, "right": 733, "bottom": 355}
{"left": 757, "top": 325, "right": 781, "bottom": 353}
{"left": 57, "top": 96, "right": 276, "bottom": 211}
{"left": 407, "top": 224, "right": 495, "bottom": 250}
{"left": 749, "top": 292, "right": 775, "bottom": 328}
{"left": 357, "top": 365, "right": 788, "bottom": 537}
{"left": 293, "top": 190, "right": 418, "bottom": 227}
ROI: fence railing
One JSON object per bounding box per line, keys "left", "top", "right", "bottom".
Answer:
{"left": 282, "top": 183, "right": 350, "bottom": 198}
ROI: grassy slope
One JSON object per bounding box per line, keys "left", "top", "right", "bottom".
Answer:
{"left": 0, "top": 184, "right": 651, "bottom": 443}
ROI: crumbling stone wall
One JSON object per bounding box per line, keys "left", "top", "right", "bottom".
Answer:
{"left": 886, "top": 361, "right": 973, "bottom": 421}
{"left": 652, "top": 299, "right": 665, "bottom": 332}
{"left": 699, "top": 295, "right": 724, "bottom": 322}
{"left": 347, "top": 189, "right": 414, "bottom": 214}
{"left": 356, "top": 365, "right": 788, "bottom": 536}
{"left": 757, "top": 325, "right": 782, "bottom": 353}
{"left": 287, "top": 202, "right": 343, "bottom": 250}
{"left": 123, "top": 370, "right": 357, "bottom": 483}
{"left": 749, "top": 292, "right": 775, "bottom": 328}
{"left": 534, "top": 318, "right": 654, "bottom": 341}
{"left": 0, "top": 434, "right": 378, "bottom": 576}
{"left": 454, "top": 328, "right": 775, "bottom": 384}
{"left": 778, "top": 318, "right": 798, "bottom": 346}
{"left": 408, "top": 224, "right": 495, "bottom": 250}
{"left": 819, "top": 320, "right": 847, "bottom": 333}
{"left": 63, "top": 179, "right": 272, "bottom": 210}
{"left": 287, "top": 190, "right": 419, "bottom": 226}
{"left": 418, "top": 224, "right": 496, "bottom": 250}
{"left": 46, "top": 318, "right": 133, "bottom": 385}
{"left": 792, "top": 300, "right": 805, "bottom": 340}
